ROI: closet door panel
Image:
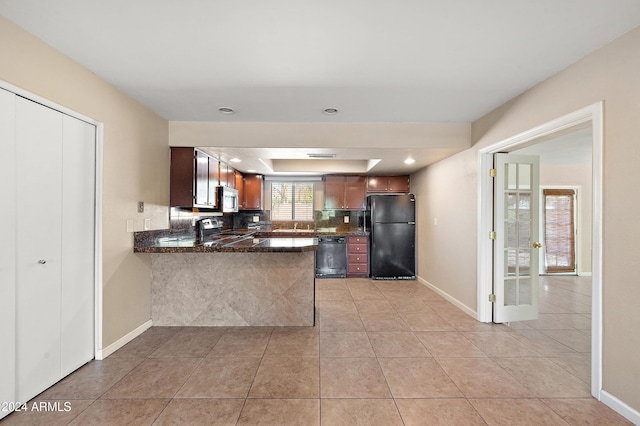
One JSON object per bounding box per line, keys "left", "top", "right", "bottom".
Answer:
{"left": 0, "top": 89, "right": 16, "bottom": 419}
{"left": 15, "top": 97, "right": 63, "bottom": 401}
{"left": 61, "top": 115, "right": 96, "bottom": 375}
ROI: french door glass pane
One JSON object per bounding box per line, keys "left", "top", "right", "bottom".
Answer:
{"left": 502, "top": 162, "right": 533, "bottom": 306}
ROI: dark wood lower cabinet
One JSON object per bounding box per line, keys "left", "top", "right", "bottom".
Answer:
{"left": 347, "top": 235, "right": 369, "bottom": 277}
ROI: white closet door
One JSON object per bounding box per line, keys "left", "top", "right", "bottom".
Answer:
{"left": 0, "top": 89, "right": 16, "bottom": 419}
{"left": 61, "top": 114, "right": 96, "bottom": 375}
{"left": 15, "top": 96, "right": 63, "bottom": 402}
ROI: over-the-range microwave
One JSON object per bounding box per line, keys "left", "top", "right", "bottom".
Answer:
{"left": 216, "top": 186, "right": 239, "bottom": 213}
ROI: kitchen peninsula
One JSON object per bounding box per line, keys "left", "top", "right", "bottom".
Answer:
{"left": 135, "top": 231, "right": 317, "bottom": 327}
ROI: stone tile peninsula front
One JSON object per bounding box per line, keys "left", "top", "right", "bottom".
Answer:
{"left": 151, "top": 250, "right": 316, "bottom": 326}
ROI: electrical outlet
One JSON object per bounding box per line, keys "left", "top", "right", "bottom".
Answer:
{"left": 343, "top": 215, "right": 349, "bottom": 224}
{"left": 126, "top": 219, "right": 134, "bottom": 233}
{"left": 144, "top": 218, "right": 151, "bottom": 230}
{"left": 253, "top": 215, "right": 260, "bottom": 223}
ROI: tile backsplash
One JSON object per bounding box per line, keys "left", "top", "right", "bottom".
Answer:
{"left": 165, "top": 207, "right": 365, "bottom": 233}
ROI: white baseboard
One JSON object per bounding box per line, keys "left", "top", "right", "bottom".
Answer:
{"left": 95, "top": 320, "right": 153, "bottom": 360}
{"left": 600, "top": 390, "right": 640, "bottom": 425}
{"left": 417, "top": 276, "right": 477, "bottom": 319}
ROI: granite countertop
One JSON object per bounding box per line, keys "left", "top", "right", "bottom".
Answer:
{"left": 134, "top": 230, "right": 318, "bottom": 253}
{"left": 134, "top": 227, "right": 371, "bottom": 254}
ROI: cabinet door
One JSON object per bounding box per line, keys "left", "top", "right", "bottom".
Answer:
{"left": 169, "top": 147, "right": 195, "bottom": 207}
{"left": 0, "top": 89, "right": 16, "bottom": 418}
{"left": 208, "top": 157, "right": 219, "bottom": 207}
{"left": 243, "top": 174, "right": 264, "bottom": 210}
{"left": 366, "top": 176, "right": 386, "bottom": 192}
{"left": 16, "top": 97, "right": 63, "bottom": 402}
{"left": 324, "top": 176, "right": 345, "bottom": 209}
{"left": 344, "top": 176, "right": 366, "bottom": 209}
{"left": 387, "top": 175, "right": 410, "bottom": 193}
{"left": 235, "top": 171, "right": 244, "bottom": 207}
{"left": 218, "top": 162, "right": 228, "bottom": 187}
{"left": 194, "top": 150, "right": 209, "bottom": 206}
{"left": 227, "top": 167, "right": 236, "bottom": 189}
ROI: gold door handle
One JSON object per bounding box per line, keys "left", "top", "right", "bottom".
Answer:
{"left": 533, "top": 242, "right": 542, "bottom": 249}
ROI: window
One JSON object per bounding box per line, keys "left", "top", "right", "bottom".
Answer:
{"left": 543, "top": 188, "right": 576, "bottom": 273}
{"left": 271, "top": 182, "right": 314, "bottom": 221}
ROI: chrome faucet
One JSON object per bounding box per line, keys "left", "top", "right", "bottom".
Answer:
{"left": 294, "top": 222, "right": 298, "bottom": 230}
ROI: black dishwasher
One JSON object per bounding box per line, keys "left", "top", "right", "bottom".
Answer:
{"left": 315, "top": 236, "right": 347, "bottom": 278}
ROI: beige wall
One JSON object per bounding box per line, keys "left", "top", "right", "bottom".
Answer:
{"left": 413, "top": 26, "right": 640, "bottom": 411}
{"left": 411, "top": 149, "right": 478, "bottom": 309}
{"left": 0, "top": 17, "right": 170, "bottom": 348}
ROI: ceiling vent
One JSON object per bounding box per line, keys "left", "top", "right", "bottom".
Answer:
{"left": 307, "top": 153, "right": 336, "bottom": 159}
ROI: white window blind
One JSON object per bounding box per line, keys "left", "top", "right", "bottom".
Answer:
{"left": 543, "top": 189, "right": 576, "bottom": 273}
{"left": 271, "top": 182, "right": 314, "bottom": 221}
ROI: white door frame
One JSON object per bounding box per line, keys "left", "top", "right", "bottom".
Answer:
{"left": 1, "top": 80, "right": 104, "bottom": 362}
{"left": 476, "top": 102, "right": 603, "bottom": 399}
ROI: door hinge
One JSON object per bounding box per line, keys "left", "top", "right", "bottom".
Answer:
{"left": 489, "top": 231, "right": 496, "bottom": 240}
{"left": 489, "top": 168, "right": 497, "bottom": 177}
{"left": 489, "top": 294, "right": 496, "bottom": 303}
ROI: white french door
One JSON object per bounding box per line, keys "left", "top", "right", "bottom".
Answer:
{"left": 493, "top": 153, "right": 542, "bottom": 323}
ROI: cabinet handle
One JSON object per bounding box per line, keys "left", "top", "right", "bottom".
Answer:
{"left": 38, "top": 259, "right": 47, "bottom": 264}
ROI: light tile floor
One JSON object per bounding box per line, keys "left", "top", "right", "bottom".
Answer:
{"left": 2, "top": 277, "right": 632, "bottom": 425}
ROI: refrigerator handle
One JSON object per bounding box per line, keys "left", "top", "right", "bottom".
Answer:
{"left": 408, "top": 221, "right": 415, "bottom": 225}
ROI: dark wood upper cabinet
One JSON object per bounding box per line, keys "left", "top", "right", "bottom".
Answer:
{"left": 227, "top": 166, "right": 236, "bottom": 189}
{"left": 344, "top": 176, "right": 366, "bottom": 209}
{"left": 241, "top": 174, "right": 264, "bottom": 210}
{"left": 170, "top": 147, "right": 218, "bottom": 208}
{"left": 235, "top": 170, "right": 245, "bottom": 207}
{"left": 366, "top": 175, "right": 410, "bottom": 193}
{"left": 324, "top": 175, "right": 366, "bottom": 210}
{"left": 208, "top": 156, "right": 219, "bottom": 205}
{"left": 323, "top": 175, "right": 345, "bottom": 209}
{"left": 218, "top": 162, "right": 228, "bottom": 188}
{"left": 194, "top": 150, "right": 209, "bottom": 206}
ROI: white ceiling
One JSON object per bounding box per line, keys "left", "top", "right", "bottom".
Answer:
{"left": 2, "top": 1, "right": 638, "bottom": 173}
{"left": 514, "top": 127, "right": 592, "bottom": 165}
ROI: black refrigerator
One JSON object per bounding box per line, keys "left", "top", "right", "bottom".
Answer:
{"left": 366, "top": 194, "right": 416, "bottom": 280}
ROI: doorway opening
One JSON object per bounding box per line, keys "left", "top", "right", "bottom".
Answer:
{"left": 476, "top": 102, "right": 603, "bottom": 399}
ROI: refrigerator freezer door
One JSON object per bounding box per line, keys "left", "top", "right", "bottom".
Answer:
{"left": 370, "top": 223, "right": 416, "bottom": 279}
{"left": 370, "top": 194, "right": 415, "bottom": 223}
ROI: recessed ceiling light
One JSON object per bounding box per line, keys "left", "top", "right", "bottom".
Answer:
{"left": 218, "top": 107, "right": 235, "bottom": 114}
{"left": 323, "top": 107, "right": 338, "bottom": 115}
{"left": 404, "top": 158, "right": 416, "bottom": 164}
{"left": 230, "top": 158, "right": 241, "bottom": 163}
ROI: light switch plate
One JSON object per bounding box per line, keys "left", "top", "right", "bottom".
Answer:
{"left": 126, "top": 219, "right": 134, "bottom": 233}
{"left": 137, "top": 201, "right": 144, "bottom": 213}
{"left": 253, "top": 215, "right": 260, "bottom": 222}
{"left": 144, "top": 218, "right": 151, "bottom": 230}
